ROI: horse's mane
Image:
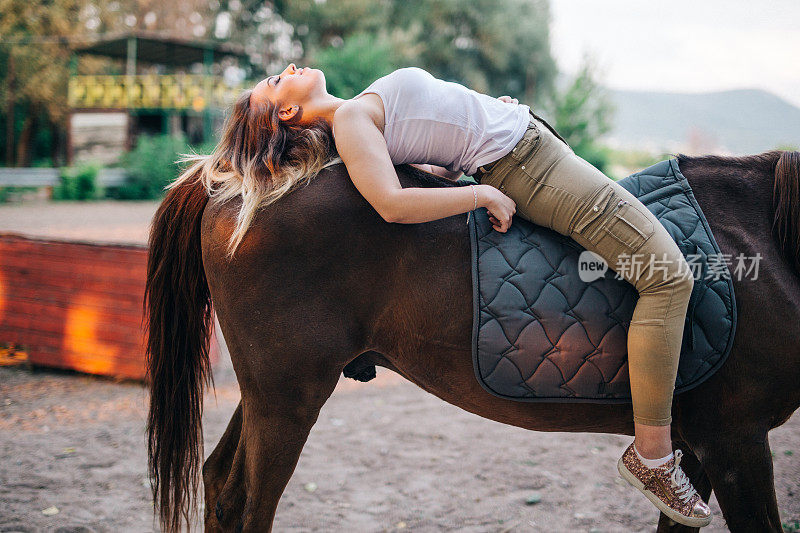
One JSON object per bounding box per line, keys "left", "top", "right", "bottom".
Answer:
{"left": 676, "top": 150, "right": 784, "bottom": 174}
{"left": 397, "top": 164, "right": 473, "bottom": 188}
{"left": 676, "top": 149, "right": 800, "bottom": 276}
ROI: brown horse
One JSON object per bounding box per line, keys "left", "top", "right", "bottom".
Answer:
{"left": 144, "top": 150, "right": 800, "bottom": 532}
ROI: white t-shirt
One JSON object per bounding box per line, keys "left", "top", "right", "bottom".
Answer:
{"left": 335, "top": 67, "right": 531, "bottom": 176}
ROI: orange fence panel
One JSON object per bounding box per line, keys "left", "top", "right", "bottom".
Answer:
{"left": 0, "top": 232, "right": 219, "bottom": 380}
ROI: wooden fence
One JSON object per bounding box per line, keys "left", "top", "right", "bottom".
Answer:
{"left": 0, "top": 232, "right": 219, "bottom": 380}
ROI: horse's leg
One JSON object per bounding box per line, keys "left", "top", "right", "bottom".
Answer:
{"left": 204, "top": 402, "right": 243, "bottom": 532}
{"left": 689, "top": 430, "right": 782, "bottom": 532}
{"left": 656, "top": 444, "right": 713, "bottom": 533}
{"left": 212, "top": 428, "right": 247, "bottom": 532}
{"left": 228, "top": 364, "right": 341, "bottom": 533}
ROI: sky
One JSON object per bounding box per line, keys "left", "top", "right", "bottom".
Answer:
{"left": 549, "top": 0, "right": 800, "bottom": 107}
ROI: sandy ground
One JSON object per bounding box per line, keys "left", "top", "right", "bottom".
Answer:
{"left": 1, "top": 343, "right": 799, "bottom": 533}
{"left": 0, "top": 200, "right": 798, "bottom": 532}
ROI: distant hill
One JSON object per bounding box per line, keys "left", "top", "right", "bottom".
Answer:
{"left": 605, "top": 88, "right": 800, "bottom": 155}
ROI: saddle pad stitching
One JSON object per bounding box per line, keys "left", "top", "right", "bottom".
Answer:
{"left": 469, "top": 158, "right": 737, "bottom": 403}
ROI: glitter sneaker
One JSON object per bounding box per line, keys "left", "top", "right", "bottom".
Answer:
{"left": 617, "top": 443, "right": 712, "bottom": 527}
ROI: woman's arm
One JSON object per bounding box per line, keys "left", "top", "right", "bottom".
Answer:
{"left": 333, "top": 102, "right": 515, "bottom": 231}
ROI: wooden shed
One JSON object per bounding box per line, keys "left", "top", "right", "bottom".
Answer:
{"left": 67, "top": 31, "right": 252, "bottom": 165}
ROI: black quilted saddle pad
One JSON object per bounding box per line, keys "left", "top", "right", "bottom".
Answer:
{"left": 467, "top": 158, "right": 737, "bottom": 402}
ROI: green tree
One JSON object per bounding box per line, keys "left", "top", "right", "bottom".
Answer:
{"left": 0, "top": 0, "right": 85, "bottom": 166}
{"left": 388, "top": 0, "right": 557, "bottom": 104}
{"left": 313, "top": 33, "right": 399, "bottom": 99}
{"left": 272, "top": 0, "right": 558, "bottom": 106}
{"left": 117, "top": 134, "right": 193, "bottom": 199}
{"left": 270, "top": 0, "right": 388, "bottom": 57}
{"left": 545, "top": 54, "right": 614, "bottom": 171}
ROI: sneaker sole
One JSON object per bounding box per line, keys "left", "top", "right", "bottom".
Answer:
{"left": 617, "top": 455, "right": 712, "bottom": 528}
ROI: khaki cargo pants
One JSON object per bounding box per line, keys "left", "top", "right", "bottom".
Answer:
{"left": 477, "top": 109, "right": 694, "bottom": 426}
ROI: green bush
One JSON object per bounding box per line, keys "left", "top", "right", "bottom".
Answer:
{"left": 0, "top": 186, "right": 39, "bottom": 203}
{"left": 116, "top": 134, "right": 193, "bottom": 200}
{"left": 53, "top": 163, "right": 101, "bottom": 201}
{"left": 314, "top": 33, "right": 398, "bottom": 99}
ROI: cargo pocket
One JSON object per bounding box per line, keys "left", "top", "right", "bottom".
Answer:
{"left": 571, "top": 185, "right": 616, "bottom": 239}
{"left": 508, "top": 121, "right": 542, "bottom": 163}
{"left": 597, "top": 201, "right": 655, "bottom": 251}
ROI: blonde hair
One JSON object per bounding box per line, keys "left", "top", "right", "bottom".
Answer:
{"left": 168, "top": 89, "right": 340, "bottom": 259}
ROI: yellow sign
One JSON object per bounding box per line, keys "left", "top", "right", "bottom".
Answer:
{"left": 68, "top": 74, "right": 248, "bottom": 111}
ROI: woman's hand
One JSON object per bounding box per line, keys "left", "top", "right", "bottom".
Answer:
{"left": 477, "top": 184, "right": 516, "bottom": 233}
{"left": 497, "top": 95, "right": 519, "bottom": 105}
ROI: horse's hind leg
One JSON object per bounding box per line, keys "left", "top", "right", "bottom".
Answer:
{"left": 656, "top": 445, "right": 712, "bottom": 533}
{"left": 204, "top": 402, "right": 243, "bottom": 532}
{"left": 216, "top": 362, "right": 341, "bottom": 533}
{"left": 692, "top": 430, "right": 782, "bottom": 532}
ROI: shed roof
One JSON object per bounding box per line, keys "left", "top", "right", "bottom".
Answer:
{"left": 73, "top": 31, "right": 248, "bottom": 66}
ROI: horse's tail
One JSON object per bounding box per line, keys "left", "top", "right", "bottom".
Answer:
{"left": 144, "top": 172, "right": 214, "bottom": 533}
{"left": 773, "top": 150, "right": 800, "bottom": 275}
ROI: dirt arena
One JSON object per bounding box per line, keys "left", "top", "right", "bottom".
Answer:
{"left": 1, "top": 200, "right": 798, "bottom": 532}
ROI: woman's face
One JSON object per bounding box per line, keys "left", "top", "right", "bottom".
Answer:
{"left": 250, "top": 63, "right": 325, "bottom": 121}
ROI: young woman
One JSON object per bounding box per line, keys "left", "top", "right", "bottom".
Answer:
{"left": 177, "top": 63, "right": 711, "bottom": 527}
